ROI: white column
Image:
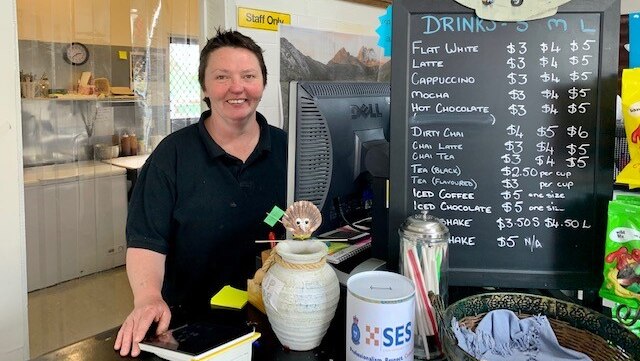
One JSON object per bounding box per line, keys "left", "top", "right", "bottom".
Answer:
{"left": 200, "top": 0, "right": 229, "bottom": 40}
{"left": 199, "top": 0, "right": 229, "bottom": 112}
{"left": 0, "top": 0, "right": 29, "bottom": 359}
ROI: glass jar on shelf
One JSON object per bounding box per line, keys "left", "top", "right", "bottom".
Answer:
{"left": 120, "top": 133, "right": 131, "bottom": 157}
{"left": 399, "top": 211, "right": 449, "bottom": 361}
{"left": 37, "top": 74, "right": 50, "bottom": 98}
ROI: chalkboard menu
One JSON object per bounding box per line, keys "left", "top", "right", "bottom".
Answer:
{"left": 389, "top": 0, "right": 620, "bottom": 289}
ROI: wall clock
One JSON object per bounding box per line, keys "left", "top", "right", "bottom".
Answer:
{"left": 62, "top": 42, "right": 89, "bottom": 66}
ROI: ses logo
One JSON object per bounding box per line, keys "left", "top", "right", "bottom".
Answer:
{"left": 351, "top": 315, "right": 413, "bottom": 348}
{"left": 350, "top": 103, "right": 383, "bottom": 119}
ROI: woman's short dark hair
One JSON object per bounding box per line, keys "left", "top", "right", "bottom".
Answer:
{"left": 198, "top": 28, "right": 267, "bottom": 93}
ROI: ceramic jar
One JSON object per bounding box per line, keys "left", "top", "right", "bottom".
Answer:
{"left": 262, "top": 241, "right": 340, "bottom": 351}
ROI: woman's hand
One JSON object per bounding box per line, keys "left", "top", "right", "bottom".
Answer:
{"left": 114, "top": 247, "right": 169, "bottom": 357}
{"left": 114, "top": 296, "right": 171, "bottom": 357}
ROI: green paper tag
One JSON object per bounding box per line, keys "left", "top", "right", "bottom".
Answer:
{"left": 263, "top": 205, "right": 285, "bottom": 227}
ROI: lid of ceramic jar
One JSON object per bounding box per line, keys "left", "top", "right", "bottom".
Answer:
{"left": 399, "top": 210, "right": 449, "bottom": 242}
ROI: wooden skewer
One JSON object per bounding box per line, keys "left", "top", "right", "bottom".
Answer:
{"left": 254, "top": 238, "right": 351, "bottom": 243}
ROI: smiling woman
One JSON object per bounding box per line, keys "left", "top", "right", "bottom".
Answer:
{"left": 115, "top": 29, "right": 288, "bottom": 358}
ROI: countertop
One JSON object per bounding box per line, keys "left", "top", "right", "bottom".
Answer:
{"left": 31, "top": 300, "right": 347, "bottom": 361}
{"left": 23, "top": 160, "right": 126, "bottom": 186}
{"left": 101, "top": 154, "right": 149, "bottom": 170}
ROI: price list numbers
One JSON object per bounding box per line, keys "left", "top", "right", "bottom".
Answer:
{"left": 566, "top": 126, "right": 590, "bottom": 169}
{"left": 497, "top": 20, "right": 599, "bottom": 252}
{"left": 500, "top": 40, "right": 533, "bottom": 251}
{"left": 539, "top": 40, "right": 563, "bottom": 120}
{"left": 506, "top": 41, "right": 529, "bottom": 119}
{"left": 539, "top": 41, "right": 561, "bottom": 116}
{"left": 497, "top": 234, "right": 544, "bottom": 252}
{"left": 566, "top": 39, "right": 595, "bottom": 172}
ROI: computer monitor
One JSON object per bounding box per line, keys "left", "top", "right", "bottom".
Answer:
{"left": 286, "top": 81, "right": 391, "bottom": 244}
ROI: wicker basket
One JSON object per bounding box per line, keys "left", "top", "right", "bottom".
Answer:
{"left": 441, "top": 292, "right": 640, "bottom": 361}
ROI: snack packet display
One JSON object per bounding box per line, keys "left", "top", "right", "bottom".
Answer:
{"left": 611, "top": 302, "right": 640, "bottom": 337}
{"left": 600, "top": 195, "right": 640, "bottom": 336}
{"left": 617, "top": 69, "right": 640, "bottom": 188}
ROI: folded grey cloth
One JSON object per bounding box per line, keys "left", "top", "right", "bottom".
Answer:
{"left": 451, "top": 309, "right": 591, "bottom": 361}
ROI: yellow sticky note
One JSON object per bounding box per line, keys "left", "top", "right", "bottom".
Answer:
{"left": 210, "top": 285, "right": 248, "bottom": 309}
{"left": 327, "top": 241, "right": 349, "bottom": 255}
{"left": 118, "top": 51, "right": 128, "bottom": 60}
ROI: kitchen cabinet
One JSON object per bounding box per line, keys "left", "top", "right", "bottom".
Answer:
{"left": 95, "top": 174, "right": 127, "bottom": 271}
{"left": 24, "top": 184, "right": 59, "bottom": 291}
{"left": 73, "top": 1, "right": 109, "bottom": 43}
{"left": 24, "top": 161, "right": 127, "bottom": 292}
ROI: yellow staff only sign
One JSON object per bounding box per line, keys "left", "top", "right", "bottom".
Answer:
{"left": 238, "top": 7, "right": 291, "bottom": 31}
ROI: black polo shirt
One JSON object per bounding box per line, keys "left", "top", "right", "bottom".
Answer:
{"left": 126, "top": 111, "right": 287, "bottom": 309}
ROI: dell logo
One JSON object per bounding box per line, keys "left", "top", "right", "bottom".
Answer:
{"left": 351, "top": 104, "right": 382, "bottom": 119}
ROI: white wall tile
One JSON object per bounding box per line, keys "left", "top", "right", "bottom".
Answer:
{"left": 622, "top": 0, "right": 640, "bottom": 14}
{"left": 256, "top": 105, "right": 281, "bottom": 128}
{"left": 262, "top": 79, "right": 280, "bottom": 109}
{"left": 317, "top": 20, "right": 377, "bottom": 35}
{"left": 308, "top": 0, "right": 385, "bottom": 25}
{"left": 241, "top": 27, "right": 278, "bottom": 45}
{"left": 225, "top": 3, "right": 237, "bottom": 28}
{"left": 268, "top": 57, "right": 281, "bottom": 85}
{"left": 262, "top": 43, "right": 280, "bottom": 80}
{"left": 236, "top": 0, "right": 308, "bottom": 14}
{"left": 291, "top": 15, "right": 318, "bottom": 29}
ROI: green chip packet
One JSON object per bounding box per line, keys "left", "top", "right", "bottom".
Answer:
{"left": 615, "top": 194, "right": 640, "bottom": 205}
{"left": 599, "top": 200, "right": 640, "bottom": 309}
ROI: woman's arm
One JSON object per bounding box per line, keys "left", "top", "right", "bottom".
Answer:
{"left": 114, "top": 247, "right": 171, "bottom": 357}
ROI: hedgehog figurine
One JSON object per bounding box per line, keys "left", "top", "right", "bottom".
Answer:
{"left": 281, "top": 200, "right": 322, "bottom": 239}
